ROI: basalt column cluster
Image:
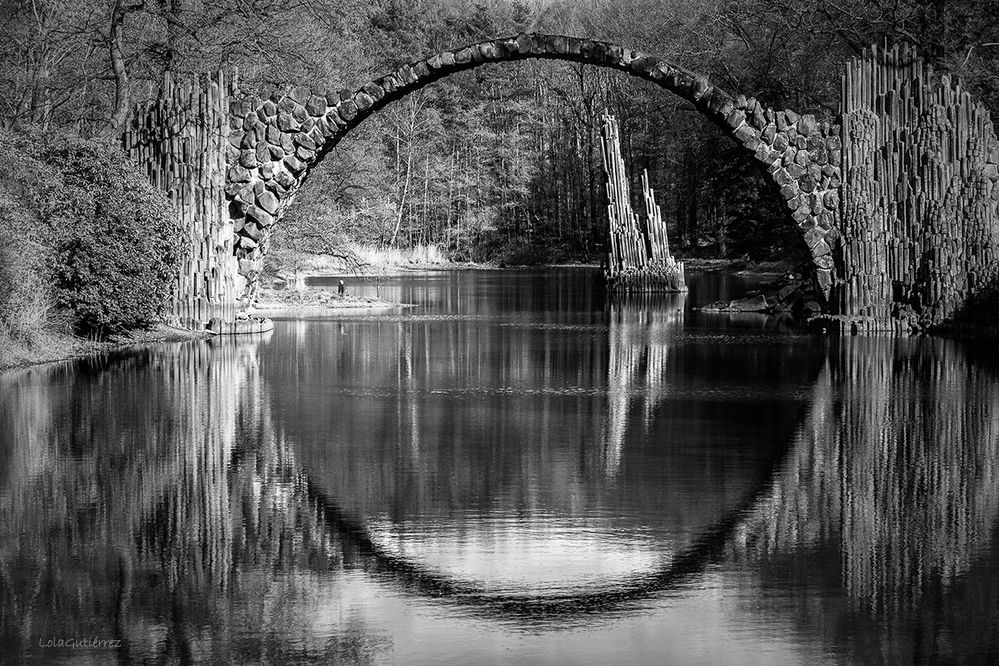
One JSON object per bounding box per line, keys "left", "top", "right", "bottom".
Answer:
{"left": 841, "top": 44, "right": 999, "bottom": 331}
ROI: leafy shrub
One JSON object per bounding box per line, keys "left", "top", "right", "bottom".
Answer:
{"left": 0, "top": 128, "right": 184, "bottom": 337}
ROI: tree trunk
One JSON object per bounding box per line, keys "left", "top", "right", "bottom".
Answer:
{"left": 104, "top": 0, "right": 144, "bottom": 138}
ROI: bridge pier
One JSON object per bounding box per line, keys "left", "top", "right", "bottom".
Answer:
{"left": 123, "top": 72, "right": 246, "bottom": 332}
{"left": 838, "top": 44, "right": 999, "bottom": 331}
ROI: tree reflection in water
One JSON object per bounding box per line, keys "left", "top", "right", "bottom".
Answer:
{"left": 1, "top": 312, "right": 998, "bottom": 663}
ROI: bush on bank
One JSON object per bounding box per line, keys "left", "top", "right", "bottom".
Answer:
{"left": 0, "top": 127, "right": 184, "bottom": 355}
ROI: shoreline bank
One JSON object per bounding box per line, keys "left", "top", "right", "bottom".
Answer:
{"left": 280, "top": 257, "right": 789, "bottom": 282}
{"left": 0, "top": 324, "right": 215, "bottom": 374}
{"left": 254, "top": 289, "right": 412, "bottom": 317}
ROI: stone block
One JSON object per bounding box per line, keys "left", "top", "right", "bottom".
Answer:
{"left": 547, "top": 34, "right": 569, "bottom": 53}
{"left": 816, "top": 268, "right": 833, "bottom": 292}
{"left": 309, "top": 126, "right": 326, "bottom": 146}
{"left": 780, "top": 181, "right": 801, "bottom": 200}
{"left": 246, "top": 205, "right": 274, "bottom": 227}
{"left": 234, "top": 182, "right": 255, "bottom": 205}
{"left": 810, "top": 193, "right": 824, "bottom": 214}
{"left": 305, "top": 95, "right": 327, "bottom": 117}
{"left": 257, "top": 190, "right": 279, "bottom": 214}
{"left": 813, "top": 253, "right": 835, "bottom": 269}
{"left": 327, "top": 109, "right": 347, "bottom": 128}
{"left": 239, "top": 150, "right": 258, "bottom": 168}
{"left": 798, "top": 114, "right": 817, "bottom": 136}
{"left": 237, "top": 235, "right": 258, "bottom": 251}
{"left": 255, "top": 142, "right": 269, "bottom": 164}
{"left": 339, "top": 101, "right": 358, "bottom": 120}
{"left": 238, "top": 258, "right": 264, "bottom": 276}
{"left": 289, "top": 85, "right": 311, "bottom": 105}
{"left": 294, "top": 132, "right": 316, "bottom": 151}
{"left": 283, "top": 154, "right": 306, "bottom": 173}
{"left": 803, "top": 227, "right": 823, "bottom": 247}
{"left": 362, "top": 82, "right": 385, "bottom": 101}
{"left": 693, "top": 76, "right": 712, "bottom": 101}
{"left": 734, "top": 123, "right": 760, "bottom": 143}
{"left": 378, "top": 76, "right": 399, "bottom": 95}
{"left": 396, "top": 65, "right": 418, "bottom": 84}
{"left": 726, "top": 109, "right": 746, "bottom": 129}
{"left": 277, "top": 111, "right": 300, "bottom": 132}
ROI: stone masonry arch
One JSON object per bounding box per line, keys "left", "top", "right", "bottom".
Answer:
{"left": 223, "top": 33, "right": 843, "bottom": 308}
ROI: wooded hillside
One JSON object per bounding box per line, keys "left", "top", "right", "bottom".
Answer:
{"left": 4, "top": 0, "right": 997, "bottom": 264}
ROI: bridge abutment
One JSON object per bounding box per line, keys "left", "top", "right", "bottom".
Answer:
{"left": 839, "top": 44, "right": 999, "bottom": 332}
{"left": 123, "top": 72, "right": 256, "bottom": 333}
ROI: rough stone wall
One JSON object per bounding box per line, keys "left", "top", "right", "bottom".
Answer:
{"left": 841, "top": 44, "right": 999, "bottom": 330}
{"left": 124, "top": 72, "right": 240, "bottom": 330}
{"left": 221, "top": 32, "right": 843, "bottom": 308}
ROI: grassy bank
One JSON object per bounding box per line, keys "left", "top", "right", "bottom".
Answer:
{"left": 270, "top": 243, "right": 498, "bottom": 283}
{"left": 0, "top": 324, "right": 213, "bottom": 373}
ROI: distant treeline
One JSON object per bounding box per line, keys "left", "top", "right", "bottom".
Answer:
{"left": 3, "top": 0, "right": 998, "bottom": 268}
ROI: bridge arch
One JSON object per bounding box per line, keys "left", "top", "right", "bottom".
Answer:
{"left": 224, "top": 33, "right": 843, "bottom": 303}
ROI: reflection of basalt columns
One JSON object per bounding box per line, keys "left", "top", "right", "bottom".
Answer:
{"left": 731, "top": 338, "right": 999, "bottom": 617}
{"left": 603, "top": 294, "right": 684, "bottom": 474}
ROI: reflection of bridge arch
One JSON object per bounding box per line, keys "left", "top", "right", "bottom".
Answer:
{"left": 5, "top": 334, "right": 999, "bottom": 660}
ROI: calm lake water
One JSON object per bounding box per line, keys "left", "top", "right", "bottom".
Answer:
{"left": 2, "top": 268, "right": 999, "bottom": 664}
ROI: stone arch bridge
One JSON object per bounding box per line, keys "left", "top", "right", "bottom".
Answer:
{"left": 125, "top": 35, "right": 999, "bottom": 333}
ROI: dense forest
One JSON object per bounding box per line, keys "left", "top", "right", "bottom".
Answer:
{"left": 3, "top": 0, "right": 999, "bottom": 269}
